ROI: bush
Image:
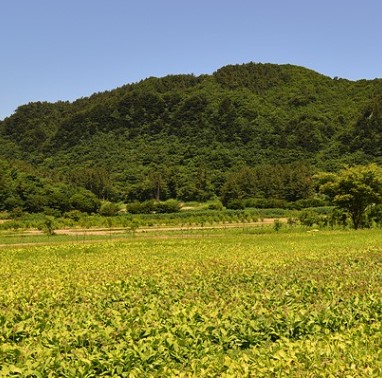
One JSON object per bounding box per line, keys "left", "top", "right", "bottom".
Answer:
{"left": 69, "top": 191, "right": 101, "bottom": 214}
{"left": 328, "top": 208, "right": 349, "bottom": 228}
{"left": 64, "top": 210, "right": 83, "bottom": 222}
{"left": 207, "top": 200, "right": 224, "bottom": 211}
{"left": 0, "top": 220, "right": 23, "bottom": 231}
{"left": 127, "top": 200, "right": 181, "bottom": 214}
{"left": 226, "top": 199, "right": 245, "bottom": 210}
{"left": 43, "top": 207, "right": 62, "bottom": 218}
{"left": 127, "top": 200, "right": 155, "bottom": 214}
{"left": 273, "top": 219, "right": 282, "bottom": 231}
{"left": 298, "top": 209, "right": 322, "bottom": 227}
{"left": 38, "top": 216, "right": 56, "bottom": 235}
{"left": 245, "top": 198, "right": 289, "bottom": 209}
{"left": 99, "top": 202, "right": 121, "bottom": 216}
{"left": 368, "top": 204, "right": 382, "bottom": 226}
{"left": 155, "top": 200, "right": 181, "bottom": 213}
{"left": 294, "top": 197, "right": 328, "bottom": 209}
{"left": 9, "top": 207, "right": 24, "bottom": 219}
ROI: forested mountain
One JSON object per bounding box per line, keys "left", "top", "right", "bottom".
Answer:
{"left": 1, "top": 62, "right": 382, "bottom": 211}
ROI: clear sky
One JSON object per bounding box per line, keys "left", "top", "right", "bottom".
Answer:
{"left": 1, "top": 0, "right": 381, "bottom": 120}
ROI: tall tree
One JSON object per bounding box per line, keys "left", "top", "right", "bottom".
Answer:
{"left": 319, "top": 164, "right": 382, "bottom": 229}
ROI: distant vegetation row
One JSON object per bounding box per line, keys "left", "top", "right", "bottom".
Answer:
{"left": 1, "top": 162, "right": 382, "bottom": 230}
{"left": 0, "top": 159, "right": 316, "bottom": 214}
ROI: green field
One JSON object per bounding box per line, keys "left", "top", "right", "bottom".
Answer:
{"left": 1, "top": 229, "right": 382, "bottom": 377}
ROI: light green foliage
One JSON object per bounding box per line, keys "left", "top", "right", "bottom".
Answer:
{"left": 1, "top": 230, "right": 382, "bottom": 376}
{"left": 99, "top": 201, "right": 121, "bottom": 216}
{"left": 319, "top": 164, "right": 382, "bottom": 229}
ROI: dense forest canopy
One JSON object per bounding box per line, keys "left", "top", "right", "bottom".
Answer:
{"left": 1, "top": 62, "right": 382, "bottom": 213}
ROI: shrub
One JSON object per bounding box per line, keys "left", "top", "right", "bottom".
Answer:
{"left": 155, "top": 200, "right": 181, "bottom": 213}
{"left": 294, "top": 197, "right": 327, "bottom": 209}
{"left": 368, "top": 204, "right": 382, "bottom": 227}
{"left": 207, "top": 200, "right": 224, "bottom": 211}
{"left": 69, "top": 191, "right": 101, "bottom": 214}
{"left": 245, "top": 198, "right": 289, "bottom": 209}
{"left": 298, "top": 209, "right": 322, "bottom": 227}
{"left": 43, "top": 207, "right": 62, "bottom": 218}
{"left": 273, "top": 219, "right": 282, "bottom": 231}
{"left": 99, "top": 202, "right": 121, "bottom": 216}
{"left": 127, "top": 200, "right": 155, "bottom": 214}
{"left": 9, "top": 207, "right": 24, "bottom": 219}
{"left": 0, "top": 220, "right": 23, "bottom": 231}
{"left": 328, "top": 208, "right": 349, "bottom": 228}
{"left": 64, "top": 210, "right": 83, "bottom": 222}
{"left": 127, "top": 200, "right": 181, "bottom": 214}
{"left": 38, "top": 216, "right": 56, "bottom": 236}
{"left": 226, "top": 199, "right": 245, "bottom": 210}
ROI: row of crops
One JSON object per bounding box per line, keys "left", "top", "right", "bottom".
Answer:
{"left": 1, "top": 229, "right": 382, "bottom": 376}
{"left": 1, "top": 207, "right": 321, "bottom": 232}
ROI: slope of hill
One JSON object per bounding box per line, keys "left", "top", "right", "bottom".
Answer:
{"left": 1, "top": 62, "right": 382, "bottom": 206}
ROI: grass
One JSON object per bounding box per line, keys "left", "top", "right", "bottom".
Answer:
{"left": 0, "top": 228, "right": 382, "bottom": 376}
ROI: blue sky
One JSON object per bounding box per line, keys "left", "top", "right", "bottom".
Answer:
{"left": 1, "top": 0, "right": 381, "bottom": 120}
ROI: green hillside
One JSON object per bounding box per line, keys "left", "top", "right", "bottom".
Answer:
{"left": 1, "top": 62, "right": 382, "bottom": 211}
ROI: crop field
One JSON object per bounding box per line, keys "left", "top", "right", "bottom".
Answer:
{"left": 1, "top": 229, "right": 382, "bottom": 377}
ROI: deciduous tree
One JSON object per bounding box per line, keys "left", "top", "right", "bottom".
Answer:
{"left": 319, "top": 164, "right": 382, "bottom": 229}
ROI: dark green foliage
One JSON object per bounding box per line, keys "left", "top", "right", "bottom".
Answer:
{"left": 207, "top": 200, "right": 224, "bottom": 211}
{"left": 155, "top": 199, "right": 181, "bottom": 213}
{"left": 221, "top": 162, "right": 313, "bottom": 206}
{"left": 1, "top": 62, "right": 382, "bottom": 214}
{"left": 350, "top": 95, "right": 382, "bottom": 156}
{"left": 126, "top": 199, "right": 181, "bottom": 214}
{"left": 243, "top": 198, "right": 290, "bottom": 209}
{"left": 298, "top": 209, "right": 323, "bottom": 227}
{"left": 39, "top": 216, "right": 56, "bottom": 235}
{"left": 0, "top": 159, "right": 101, "bottom": 215}
{"left": 67, "top": 167, "right": 113, "bottom": 199}
{"left": 293, "top": 198, "right": 328, "bottom": 209}
{"left": 226, "top": 199, "right": 246, "bottom": 210}
{"left": 213, "top": 62, "right": 292, "bottom": 93}
{"left": 273, "top": 219, "right": 282, "bottom": 231}
{"left": 125, "top": 201, "right": 154, "bottom": 214}
{"left": 368, "top": 204, "right": 382, "bottom": 226}
{"left": 69, "top": 190, "right": 101, "bottom": 214}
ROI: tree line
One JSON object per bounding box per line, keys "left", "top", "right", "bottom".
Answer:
{"left": 2, "top": 158, "right": 382, "bottom": 230}
{"left": 0, "top": 159, "right": 316, "bottom": 214}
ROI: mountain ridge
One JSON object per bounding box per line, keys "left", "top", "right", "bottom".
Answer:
{"left": 0, "top": 61, "right": 381, "bottom": 206}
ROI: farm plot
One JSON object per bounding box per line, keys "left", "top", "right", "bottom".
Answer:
{"left": 1, "top": 229, "right": 382, "bottom": 376}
